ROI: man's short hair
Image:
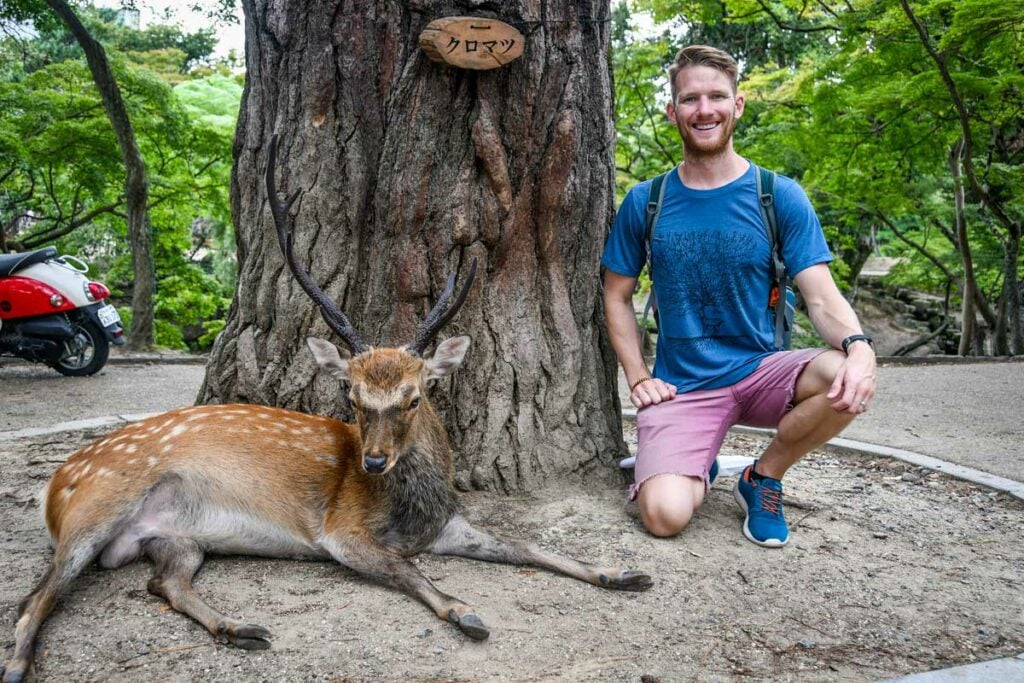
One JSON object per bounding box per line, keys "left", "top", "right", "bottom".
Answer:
{"left": 668, "top": 45, "right": 739, "bottom": 101}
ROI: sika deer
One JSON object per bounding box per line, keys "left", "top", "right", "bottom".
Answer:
{"left": 1, "top": 137, "right": 652, "bottom": 683}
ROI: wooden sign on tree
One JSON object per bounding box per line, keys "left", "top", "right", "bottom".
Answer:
{"left": 419, "top": 17, "right": 524, "bottom": 70}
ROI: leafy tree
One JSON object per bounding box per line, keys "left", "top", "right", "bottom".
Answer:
{"left": 1, "top": 3, "right": 239, "bottom": 350}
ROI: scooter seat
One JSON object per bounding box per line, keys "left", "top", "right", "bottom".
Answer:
{"left": 0, "top": 246, "right": 58, "bottom": 277}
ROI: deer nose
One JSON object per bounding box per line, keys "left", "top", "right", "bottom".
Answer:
{"left": 363, "top": 453, "right": 388, "bottom": 474}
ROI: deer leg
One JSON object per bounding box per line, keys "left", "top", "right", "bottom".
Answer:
{"left": 429, "top": 514, "right": 653, "bottom": 592}
{"left": 144, "top": 538, "right": 271, "bottom": 650}
{"left": 324, "top": 536, "right": 490, "bottom": 641}
{"left": 3, "top": 533, "right": 106, "bottom": 683}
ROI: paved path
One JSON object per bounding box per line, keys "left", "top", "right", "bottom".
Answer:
{"left": 2, "top": 357, "right": 1022, "bottom": 484}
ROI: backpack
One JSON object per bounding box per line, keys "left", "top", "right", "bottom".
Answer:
{"left": 641, "top": 164, "right": 796, "bottom": 350}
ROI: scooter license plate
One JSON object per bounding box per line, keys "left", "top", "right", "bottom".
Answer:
{"left": 97, "top": 304, "right": 120, "bottom": 327}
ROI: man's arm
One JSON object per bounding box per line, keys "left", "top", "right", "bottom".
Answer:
{"left": 603, "top": 271, "right": 676, "bottom": 408}
{"left": 793, "top": 263, "right": 877, "bottom": 414}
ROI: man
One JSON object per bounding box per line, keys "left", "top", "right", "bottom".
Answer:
{"left": 602, "top": 45, "right": 876, "bottom": 548}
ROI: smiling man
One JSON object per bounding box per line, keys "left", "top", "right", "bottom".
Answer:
{"left": 602, "top": 45, "right": 877, "bottom": 547}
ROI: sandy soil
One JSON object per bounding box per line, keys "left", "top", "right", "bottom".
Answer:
{"left": 1, "top": 428, "right": 1022, "bottom": 682}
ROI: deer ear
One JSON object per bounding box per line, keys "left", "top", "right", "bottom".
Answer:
{"left": 307, "top": 337, "right": 351, "bottom": 380}
{"left": 425, "top": 336, "right": 471, "bottom": 379}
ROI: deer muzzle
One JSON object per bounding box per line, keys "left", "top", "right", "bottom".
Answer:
{"left": 363, "top": 452, "right": 389, "bottom": 474}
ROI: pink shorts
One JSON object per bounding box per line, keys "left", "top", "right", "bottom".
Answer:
{"left": 629, "top": 348, "right": 826, "bottom": 501}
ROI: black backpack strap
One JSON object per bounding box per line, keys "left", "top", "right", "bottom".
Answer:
{"left": 641, "top": 170, "right": 670, "bottom": 331}
{"left": 754, "top": 164, "right": 788, "bottom": 349}
{"left": 644, "top": 170, "right": 670, "bottom": 273}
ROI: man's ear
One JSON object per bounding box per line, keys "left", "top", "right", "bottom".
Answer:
{"left": 306, "top": 337, "right": 351, "bottom": 380}
{"left": 734, "top": 91, "right": 745, "bottom": 119}
{"left": 425, "top": 336, "right": 471, "bottom": 379}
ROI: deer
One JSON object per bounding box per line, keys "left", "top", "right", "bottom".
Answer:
{"left": 1, "top": 136, "right": 652, "bottom": 683}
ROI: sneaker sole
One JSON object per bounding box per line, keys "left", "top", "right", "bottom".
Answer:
{"left": 732, "top": 480, "right": 788, "bottom": 548}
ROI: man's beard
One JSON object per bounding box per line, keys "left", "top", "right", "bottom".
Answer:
{"left": 679, "top": 114, "right": 737, "bottom": 159}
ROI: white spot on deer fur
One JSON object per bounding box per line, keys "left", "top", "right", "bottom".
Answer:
{"left": 125, "top": 444, "right": 138, "bottom": 454}
{"left": 113, "top": 443, "right": 125, "bottom": 453}
{"left": 79, "top": 463, "right": 92, "bottom": 476}
{"left": 161, "top": 444, "right": 173, "bottom": 454}
{"left": 96, "top": 467, "right": 112, "bottom": 478}
{"left": 148, "top": 456, "right": 159, "bottom": 467}
{"left": 159, "top": 423, "right": 189, "bottom": 443}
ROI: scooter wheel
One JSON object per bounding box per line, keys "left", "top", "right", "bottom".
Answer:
{"left": 48, "top": 320, "right": 110, "bottom": 377}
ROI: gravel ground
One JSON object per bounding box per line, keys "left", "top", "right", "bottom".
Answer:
{"left": 1, "top": 428, "right": 1021, "bottom": 682}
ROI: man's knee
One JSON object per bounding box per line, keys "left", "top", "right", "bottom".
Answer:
{"left": 637, "top": 476, "right": 702, "bottom": 537}
{"left": 795, "top": 349, "right": 846, "bottom": 401}
{"left": 640, "top": 498, "right": 694, "bottom": 537}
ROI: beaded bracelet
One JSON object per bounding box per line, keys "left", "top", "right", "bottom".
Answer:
{"left": 630, "top": 376, "right": 652, "bottom": 391}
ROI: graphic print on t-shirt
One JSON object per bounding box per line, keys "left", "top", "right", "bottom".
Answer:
{"left": 652, "top": 227, "right": 765, "bottom": 354}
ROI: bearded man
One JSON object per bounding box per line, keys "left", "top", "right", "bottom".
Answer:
{"left": 602, "top": 45, "right": 877, "bottom": 547}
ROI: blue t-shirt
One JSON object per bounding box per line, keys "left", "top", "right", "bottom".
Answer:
{"left": 602, "top": 162, "right": 832, "bottom": 393}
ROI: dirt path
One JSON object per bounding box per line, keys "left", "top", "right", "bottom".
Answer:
{"left": 2, "top": 429, "right": 1021, "bottom": 682}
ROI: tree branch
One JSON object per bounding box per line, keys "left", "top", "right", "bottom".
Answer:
{"left": 899, "top": 0, "right": 1020, "bottom": 240}
{"left": 750, "top": 0, "right": 840, "bottom": 33}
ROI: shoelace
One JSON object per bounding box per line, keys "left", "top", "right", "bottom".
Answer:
{"left": 757, "top": 483, "right": 783, "bottom": 515}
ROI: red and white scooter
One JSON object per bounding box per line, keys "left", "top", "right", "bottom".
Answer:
{"left": 0, "top": 246, "right": 126, "bottom": 376}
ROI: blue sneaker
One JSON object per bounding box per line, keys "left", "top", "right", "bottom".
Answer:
{"left": 708, "top": 458, "right": 719, "bottom": 488}
{"left": 733, "top": 464, "right": 788, "bottom": 547}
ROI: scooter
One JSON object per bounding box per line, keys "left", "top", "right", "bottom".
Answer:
{"left": 0, "top": 246, "right": 126, "bottom": 376}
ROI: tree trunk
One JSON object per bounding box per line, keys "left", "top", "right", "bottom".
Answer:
{"left": 45, "top": 0, "right": 155, "bottom": 350}
{"left": 994, "top": 228, "right": 1023, "bottom": 356}
{"left": 200, "top": 0, "right": 624, "bottom": 493}
{"left": 949, "top": 142, "right": 976, "bottom": 355}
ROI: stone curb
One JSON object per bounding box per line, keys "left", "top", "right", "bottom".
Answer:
{"left": 879, "top": 652, "right": 1024, "bottom": 682}
{"left": 620, "top": 408, "right": 1024, "bottom": 501}
{"left": 106, "top": 354, "right": 207, "bottom": 365}
{"left": 0, "top": 413, "right": 160, "bottom": 443}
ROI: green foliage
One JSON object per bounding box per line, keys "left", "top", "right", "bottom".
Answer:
{"left": 1, "top": 3, "right": 240, "bottom": 352}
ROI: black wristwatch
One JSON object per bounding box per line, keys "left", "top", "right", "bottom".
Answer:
{"left": 841, "top": 334, "right": 874, "bottom": 354}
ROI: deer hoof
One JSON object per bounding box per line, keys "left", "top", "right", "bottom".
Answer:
{"left": 448, "top": 610, "right": 490, "bottom": 641}
{"left": 228, "top": 624, "right": 273, "bottom": 650}
{"left": 2, "top": 662, "right": 25, "bottom": 683}
{"left": 600, "top": 570, "right": 654, "bottom": 592}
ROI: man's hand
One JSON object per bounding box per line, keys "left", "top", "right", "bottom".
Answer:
{"left": 631, "top": 377, "right": 677, "bottom": 409}
{"left": 826, "top": 343, "right": 877, "bottom": 414}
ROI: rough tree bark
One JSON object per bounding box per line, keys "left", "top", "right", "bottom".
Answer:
{"left": 200, "top": 0, "right": 625, "bottom": 493}
{"left": 45, "top": 0, "right": 155, "bottom": 349}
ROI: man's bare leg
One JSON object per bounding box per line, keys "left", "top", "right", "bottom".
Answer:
{"left": 756, "top": 350, "right": 858, "bottom": 479}
{"left": 637, "top": 474, "right": 707, "bottom": 537}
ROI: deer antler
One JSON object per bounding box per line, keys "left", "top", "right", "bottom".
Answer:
{"left": 406, "top": 258, "right": 477, "bottom": 356}
{"left": 266, "top": 134, "right": 368, "bottom": 355}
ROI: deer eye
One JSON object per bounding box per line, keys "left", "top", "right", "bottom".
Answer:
{"left": 408, "top": 397, "right": 420, "bottom": 410}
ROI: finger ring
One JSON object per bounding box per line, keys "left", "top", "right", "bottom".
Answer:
{"left": 859, "top": 401, "right": 868, "bottom": 407}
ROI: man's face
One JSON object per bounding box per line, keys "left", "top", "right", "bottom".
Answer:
{"left": 666, "top": 65, "right": 744, "bottom": 158}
